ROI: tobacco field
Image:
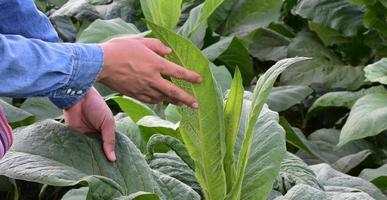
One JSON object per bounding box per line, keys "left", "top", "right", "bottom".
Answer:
{"left": 1, "top": 0, "right": 387, "bottom": 199}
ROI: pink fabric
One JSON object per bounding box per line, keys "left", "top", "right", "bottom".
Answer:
{"left": 0, "top": 106, "right": 12, "bottom": 158}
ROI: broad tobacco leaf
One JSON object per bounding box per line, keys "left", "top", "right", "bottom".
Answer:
{"left": 339, "top": 93, "right": 387, "bottom": 147}
{"left": 273, "top": 152, "right": 323, "bottom": 194}
{"left": 140, "top": 0, "right": 182, "bottom": 30}
{"left": 0, "top": 120, "right": 199, "bottom": 200}
{"left": 203, "top": 37, "right": 254, "bottom": 86}
{"left": 364, "top": 58, "right": 387, "bottom": 84}
{"left": 148, "top": 21, "right": 227, "bottom": 200}
{"left": 293, "top": 0, "right": 366, "bottom": 37}
{"left": 209, "top": 0, "right": 283, "bottom": 36}
{"left": 308, "top": 86, "right": 386, "bottom": 117}
{"left": 310, "top": 164, "right": 387, "bottom": 200}
{"left": 0, "top": 99, "right": 34, "bottom": 128}
{"left": 77, "top": 18, "right": 140, "bottom": 43}
{"left": 233, "top": 103, "right": 286, "bottom": 200}
{"left": 360, "top": 164, "right": 387, "bottom": 190}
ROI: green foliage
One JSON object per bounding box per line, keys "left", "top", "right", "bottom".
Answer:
{"left": 339, "top": 93, "right": 387, "bottom": 147}
{"left": 148, "top": 21, "right": 228, "bottom": 200}
{"left": 5, "top": 0, "right": 387, "bottom": 199}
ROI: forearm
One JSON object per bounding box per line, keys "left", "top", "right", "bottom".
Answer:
{"left": 0, "top": 34, "right": 104, "bottom": 109}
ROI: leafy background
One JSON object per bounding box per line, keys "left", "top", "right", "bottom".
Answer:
{"left": 1, "top": 0, "right": 387, "bottom": 199}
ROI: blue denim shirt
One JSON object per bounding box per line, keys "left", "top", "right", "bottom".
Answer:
{"left": 0, "top": 0, "right": 104, "bottom": 109}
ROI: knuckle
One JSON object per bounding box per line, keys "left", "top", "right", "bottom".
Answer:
{"left": 169, "top": 88, "right": 179, "bottom": 97}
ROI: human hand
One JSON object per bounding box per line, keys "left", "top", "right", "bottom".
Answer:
{"left": 64, "top": 87, "right": 116, "bottom": 161}
{"left": 99, "top": 37, "right": 202, "bottom": 108}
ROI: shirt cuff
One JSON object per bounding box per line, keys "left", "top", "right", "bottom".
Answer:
{"left": 49, "top": 43, "right": 104, "bottom": 109}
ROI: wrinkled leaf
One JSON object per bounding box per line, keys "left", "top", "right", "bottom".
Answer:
{"left": 360, "top": 164, "right": 387, "bottom": 190}
{"left": 293, "top": 0, "right": 366, "bottom": 37}
{"left": 77, "top": 18, "right": 140, "bottom": 43}
{"left": 311, "top": 163, "right": 387, "bottom": 200}
{"left": 0, "top": 99, "right": 34, "bottom": 128}
{"left": 365, "top": 58, "right": 387, "bottom": 84}
{"left": 109, "top": 96, "right": 156, "bottom": 123}
{"left": 274, "top": 152, "right": 322, "bottom": 194}
{"left": 148, "top": 22, "right": 227, "bottom": 200}
{"left": 267, "top": 86, "right": 313, "bottom": 112}
{"left": 308, "top": 86, "right": 386, "bottom": 116}
{"left": 339, "top": 93, "right": 387, "bottom": 147}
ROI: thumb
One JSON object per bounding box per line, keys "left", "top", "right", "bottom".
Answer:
{"left": 101, "top": 116, "right": 116, "bottom": 162}
{"left": 140, "top": 38, "right": 172, "bottom": 56}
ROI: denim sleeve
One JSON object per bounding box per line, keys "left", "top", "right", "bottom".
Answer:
{"left": 0, "top": 34, "right": 104, "bottom": 109}
{"left": 0, "top": 0, "right": 105, "bottom": 109}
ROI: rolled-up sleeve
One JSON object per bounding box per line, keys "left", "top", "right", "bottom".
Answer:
{"left": 0, "top": 0, "right": 105, "bottom": 109}
{"left": 0, "top": 34, "right": 104, "bottom": 109}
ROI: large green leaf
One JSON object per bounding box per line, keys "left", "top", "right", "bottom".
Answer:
{"left": 274, "top": 152, "right": 322, "bottom": 194}
{"left": 297, "top": 129, "right": 375, "bottom": 173}
{"left": 116, "top": 117, "right": 146, "bottom": 152}
{"left": 363, "top": 2, "right": 387, "bottom": 38}
{"left": 233, "top": 104, "right": 286, "bottom": 200}
{"left": 228, "top": 57, "right": 309, "bottom": 200}
{"left": 137, "top": 116, "right": 180, "bottom": 141}
{"left": 148, "top": 22, "right": 227, "bottom": 200}
{"left": 210, "top": 64, "right": 233, "bottom": 95}
{"left": 311, "top": 164, "right": 387, "bottom": 200}
{"left": 308, "top": 86, "right": 386, "bottom": 116}
{"left": 223, "top": 68, "right": 244, "bottom": 192}
{"left": 293, "top": 0, "right": 366, "bottom": 37}
{"left": 279, "top": 118, "right": 329, "bottom": 163}
{"left": 332, "top": 150, "right": 372, "bottom": 173}
{"left": 280, "top": 58, "right": 365, "bottom": 90}
{"left": 267, "top": 86, "right": 313, "bottom": 112}
{"left": 148, "top": 153, "right": 200, "bottom": 193}
{"left": 364, "top": 58, "right": 387, "bottom": 84}
{"left": 308, "top": 22, "right": 351, "bottom": 46}
{"left": 203, "top": 37, "right": 254, "bottom": 86}
{"left": 0, "top": 120, "right": 198, "bottom": 200}
{"left": 360, "top": 164, "right": 387, "bottom": 190}
{"left": 287, "top": 30, "right": 341, "bottom": 64}
{"left": 325, "top": 186, "right": 375, "bottom": 200}
{"left": 0, "top": 120, "right": 156, "bottom": 197}
{"left": 114, "top": 191, "right": 160, "bottom": 200}
{"left": 20, "top": 97, "right": 62, "bottom": 121}
{"left": 0, "top": 99, "right": 34, "bottom": 128}
{"left": 276, "top": 184, "right": 329, "bottom": 200}
{"left": 178, "top": 0, "right": 224, "bottom": 38}
{"left": 109, "top": 96, "right": 156, "bottom": 123}
{"left": 339, "top": 93, "right": 387, "bottom": 147}
{"left": 146, "top": 134, "right": 194, "bottom": 170}
{"left": 240, "top": 28, "right": 290, "bottom": 62}
{"left": 282, "top": 30, "right": 366, "bottom": 90}
{"left": 209, "top": 0, "right": 283, "bottom": 35}
{"left": 77, "top": 18, "right": 140, "bottom": 43}
{"left": 140, "top": 0, "right": 182, "bottom": 30}
{"left": 152, "top": 170, "right": 200, "bottom": 200}
{"left": 275, "top": 184, "right": 376, "bottom": 200}
{"left": 50, "top": 0, "right": 138, "bottom": 42}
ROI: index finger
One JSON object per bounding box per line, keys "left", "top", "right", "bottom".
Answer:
{"left": 155, "top": 79, "right": 199, "bottom": 109}
{"left": 160, "top": 59, "right": 203, "bottom": 83}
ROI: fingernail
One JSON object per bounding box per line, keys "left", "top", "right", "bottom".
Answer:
{"left": 197, "top": 76, "right": 203, "bottom": 83}
{"left": 192, "top": 102, "right": 199, "bottom": 109}
{"left": 110, "top": 152, "right": 117, "bottom": 161}
{"left": 165, "top": 47, "right": 172, "bottom": 53}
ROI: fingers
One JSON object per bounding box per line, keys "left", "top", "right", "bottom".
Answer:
{"left": 140, "top": 38, "right": 172, "bottom": 56}
{"left": 101, "top": 116, "right": 116, "bottom": 162}
{"left": 156, "top": 79, "right": 199, "bottom": 109}
{"left": 160, "top": 60, "right": 203, "bottom": 83}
